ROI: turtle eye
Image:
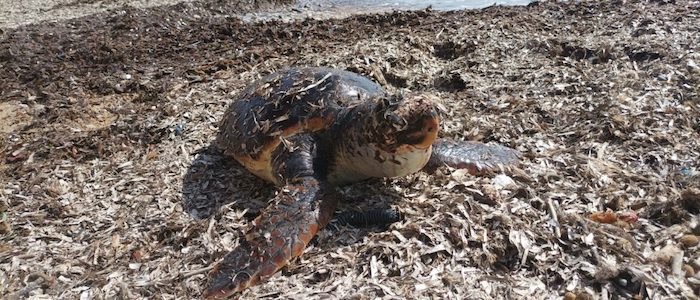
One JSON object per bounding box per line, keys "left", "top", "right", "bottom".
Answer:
{"left": 386, "top": 113, "right": 407, "bottom": 128}
{"left": 378, "top": 95, "right": 402, "bottom": 110}
{"left": 387, "top": 95, "right": 403, "bottom": 107}
{"left": 375, "top": 96, "right": 406, "bottom": 129}
{"left": 378, "top": 97, "right": 392, "bottom": 110}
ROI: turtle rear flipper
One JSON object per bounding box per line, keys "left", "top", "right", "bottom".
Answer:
{"left": 204, "top": 177, "right": 337, "bottom": 299}
{"left": 333, "top": 208, "right": 403, "bottom": 228}
{"left": 424, "top": 139, "right": 521, "bottom": 175}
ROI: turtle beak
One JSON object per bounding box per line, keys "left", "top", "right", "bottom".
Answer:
{"left": 396, "top": 112, "right": 440, "bottom": 149}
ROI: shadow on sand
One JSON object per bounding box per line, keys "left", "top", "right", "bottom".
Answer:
{"left": 181, "top": 144, "right": 274, "bottom": 220}
{"left": 181, "top": 143, "right": 405, "bottom": 248}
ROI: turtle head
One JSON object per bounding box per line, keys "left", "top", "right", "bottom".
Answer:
{"left": 328, "top": 92, "right": 441, "bottom": 184}
{"left": 371, "top": 92, "right": 440, "bottom": 151}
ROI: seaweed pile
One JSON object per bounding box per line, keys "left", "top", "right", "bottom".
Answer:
{"left": 1, "top": 0, "right": 699, "bottom": 298}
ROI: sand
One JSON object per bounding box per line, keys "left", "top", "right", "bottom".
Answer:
{"left": 1, "top": 0, "right": 699, "bottom": 299}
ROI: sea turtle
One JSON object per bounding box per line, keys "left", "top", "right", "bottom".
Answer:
{"left": 204, "top": 67, "right": 520, "bottom": 298}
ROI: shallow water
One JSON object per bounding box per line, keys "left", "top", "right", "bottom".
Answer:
{"left": 326, "top": 0, "right": 531, "bottom": 10}
{"left": 253, "top": 0, "right": 533, "bottom": 22}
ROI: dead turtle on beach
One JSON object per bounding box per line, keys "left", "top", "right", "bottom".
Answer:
{"left": 204, "top": 67, "right": 521, "bottom": 298}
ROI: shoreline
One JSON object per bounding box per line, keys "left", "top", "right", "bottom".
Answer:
{"left": 0, "top": 0, "right": 533, "bottom": 30}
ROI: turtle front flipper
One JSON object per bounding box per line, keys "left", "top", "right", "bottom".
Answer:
{"left": 204, "top": 176, "right": 338, "bottom": 299}
{"left": 424, "top": 139, "right": 521, "bottom": 175}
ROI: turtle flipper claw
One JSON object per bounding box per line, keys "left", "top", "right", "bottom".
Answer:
{"left": 424, "top": 139, "right": 521, "bottom": 175}
{"left": 204, "top": 177, "right": 337, "bottom": 299}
